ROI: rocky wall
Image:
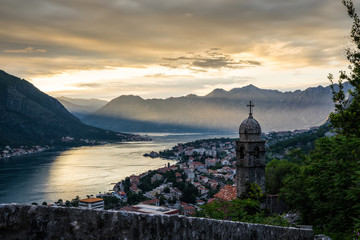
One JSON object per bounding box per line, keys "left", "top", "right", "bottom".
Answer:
{"left": 0, "top": 204, "right": 314, "bottom": 240}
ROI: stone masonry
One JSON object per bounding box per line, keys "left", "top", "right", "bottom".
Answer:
{"left": 0, "top": 204, "right": 314, "bottom": 240}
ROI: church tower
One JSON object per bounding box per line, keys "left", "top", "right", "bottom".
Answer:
{"left": 236, "top": 101, "right": 266, "bottom": 197}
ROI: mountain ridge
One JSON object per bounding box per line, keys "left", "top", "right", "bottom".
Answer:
{"left": 82, "top": 83, "right": 352, "bottom": 133}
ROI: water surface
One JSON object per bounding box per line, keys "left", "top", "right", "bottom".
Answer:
{"left": 0, "top": 133, "right": 236, "bottom": 204}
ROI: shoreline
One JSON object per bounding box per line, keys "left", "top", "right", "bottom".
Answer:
{"left": 0, "top": 135, "right": 152, "bottom": 160}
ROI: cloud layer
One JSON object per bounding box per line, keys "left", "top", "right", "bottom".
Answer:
{"left": 0, "top": 0, "right": 355, "bottom": 99}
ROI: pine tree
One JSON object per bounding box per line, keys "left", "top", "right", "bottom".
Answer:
{"left": 329, "top": 0, "right": 360, "bottom": 136}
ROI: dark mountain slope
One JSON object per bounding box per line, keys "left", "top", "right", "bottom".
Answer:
{"left": 0, "top": 70, "right": 133, "bottom": 146}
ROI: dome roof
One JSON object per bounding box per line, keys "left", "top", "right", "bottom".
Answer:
{"left": 239, "top": 115, "right": 261, "bottom": 135}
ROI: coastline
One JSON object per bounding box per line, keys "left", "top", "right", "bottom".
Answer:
{"left": 0, "top": 145, "right": 53, "bottom": 160}
{"left": 0, "top": 134, "right": 152, "bottom": 160}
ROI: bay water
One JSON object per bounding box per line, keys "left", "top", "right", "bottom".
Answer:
{"left": 0, "top": 133, "right": 236, "bottom": 204}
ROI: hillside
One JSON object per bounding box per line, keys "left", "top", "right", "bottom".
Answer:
{"left": 0, "top": 70, "right": 138, "bottom": 146}
{"left": 83, "top": 84, "right": 352, "bottom": 133}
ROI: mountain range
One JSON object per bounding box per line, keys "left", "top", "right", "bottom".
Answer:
{"left": 0, "top": 70, "right": 135, "bottom": 146}
{"left": 81, "top": 84, "right": 352, "bottom": 133}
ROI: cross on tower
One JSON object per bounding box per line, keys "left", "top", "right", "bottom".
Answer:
{"left": 247, "top": 101, "right": 254, "bottom": 117}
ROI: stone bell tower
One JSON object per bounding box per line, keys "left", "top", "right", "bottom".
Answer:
{"left": 236, "top": 101, "right": 266, "bottom": 197}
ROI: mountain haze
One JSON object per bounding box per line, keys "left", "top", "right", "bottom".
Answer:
{"left": 57, "top": 97, "right": 108, "bottom": 120}
{"left": 0, "top": 70, "right": 133, "bottom": 146}
{"left": 83, "top": 84, "right": 352, "bottom": 133}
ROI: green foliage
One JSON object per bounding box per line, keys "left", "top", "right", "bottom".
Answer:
{"left": 329, "top": 0, "right": 360, "bottom": 137}
{"left": 266, "top": 125, "right": 330, "bottom": 160}
{"left": 103, "top": 196, "right": 122, "bottom": 209}
{"left": 207, "top": 188, "right": 220, "bottom": 198}
{"left": 163, "top": 187, "right": 170, "bottom": 193}
{"left": 210, "top": 162, "right": 223, "bottom": 170}
{"left": 163, "top": 170, "right": 177, "bottom": 183}
{"left": 126, "top": 192, "right": 147, "bottom": 205}
{"left": 239, "top": 183, "right": 265, "bottom": 202}
{"left": 159, "top": 196, "right": 166, "bottom": 205}
{"left": 281, "top": 135, "right": 360, "bottom": 236}
{"left": 159, "top": 149, "right": 175, "bottom": 158}
{"left": 200, "top": 198, "right": 289, "bottom": 226}
{"left": 123, "top": 177, "right": 131, "bottom": 193}
{"left": 173, "top": 181, "right": 198, "bottom": 204}
{"left": 70, "top": 196, "right": 79, "bottom": 207}
{"left": 265, "top": 159, "right": 300, "bottom": 195}
{"left": 42, "top": 201, "right": 47, "bottom": 206}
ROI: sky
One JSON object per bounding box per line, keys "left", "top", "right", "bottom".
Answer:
{"left": 0, "top": 0, "right": 357, "bottom": 100}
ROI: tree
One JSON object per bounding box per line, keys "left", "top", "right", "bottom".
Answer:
{"left": 281, "top": 136, "right": 360, "bottom": 236}
{"left": 71, "top": 196, "right": 79, "bottom": 207}
{"left": 265, "top": 159, "right": 300, "bottom": 195}
{"left": 329, "top": 0, "right": 360, "bottom": 137}
{"left": 199, "top": 183, "right": 289, "bottom": 226}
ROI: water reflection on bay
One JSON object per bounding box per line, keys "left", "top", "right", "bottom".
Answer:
{"left": 0, "top": 133, "right": 236, "bottom": 204}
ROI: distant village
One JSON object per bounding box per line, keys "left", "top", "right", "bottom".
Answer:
{"left": 0, "top": 145, "right": 51, "bottom": 159}
{"left": 0, "top": 134, "right": 151, "bottom": 159}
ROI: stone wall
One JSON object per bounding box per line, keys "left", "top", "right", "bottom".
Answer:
{"left": 0, "top": 204, "right": 314, "bottom": 240}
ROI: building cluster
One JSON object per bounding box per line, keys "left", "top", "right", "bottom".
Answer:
{"left": 265, "top": 126, "right": 320, "bottom": 143}
{"left": 107, "top": 139, "right": 240, "bottom": 216}
{"left": 0, "top": 145, "right": 51, "bottom": 159}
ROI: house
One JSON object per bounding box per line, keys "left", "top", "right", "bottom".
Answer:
{"left": 113, "top": 191, "right": 127, "bottom": 201}
{"left": 189, "top": 161, "right": 202, "bottom": 170}
{"left": 196, "top": 199, "right": 205, "bottom": 205}
{"left": 213, "top": 185, "right": 237, "bottom": 201}
{"left": 171, "top": 187, "right": 182, "bottom": 199}
{"left": 224, "top": 173, "right": 234, "bottom": 181}
{"left": 221, "top": 159, "right": 230, "bottom": 165}
{"left": 130, "top": 175, "right": 140, "bottom": 185}
{"left": 170, "top": 165, "right": 178, "bottom": 171}
{"left": 208, "top": 180, "right": 219, "bottom": 189}
{"left": 183, "top": 205, "right": 196, "bottom": 216}
{"left": 197, "top": 164, "right": 207, "bottom": 173}
{"left": 79, "top": 197, "right": 104, "bottom": 210}
{"left": 151, "top": 173, "right": 164, "bottom": 183}
{"left": 197, "top": 186, "right": 209, "bottom": 195}
{"left": 130, "top": 185, "right": 141, "bottom": 194}
{"left": 158, "top": 167, "right": 171, "bottom": 173}
{"left": 205, "top": 158, "right": 216, "bottom": 168}
{"left": 198, "top": 176, "right": 209, "bottom": 184}
{"left": 140, "top": 198, "right": 160, "bottom": 206}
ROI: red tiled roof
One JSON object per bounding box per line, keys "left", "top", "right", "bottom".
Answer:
{"left": 184, "top": 206, "right": 195, "bottom": 210}
{"left": 214, "top": 185, "right": 237, "bottom": 201}
{"left": 79, "top": 198, "right": 103, "bottom": 203}
{"left": 140, "top": 199, "right": 159, "bottom": 205}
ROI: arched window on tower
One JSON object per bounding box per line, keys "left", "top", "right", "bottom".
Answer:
{"left": 240, "top": 146, "right": 245, "bottom": 159}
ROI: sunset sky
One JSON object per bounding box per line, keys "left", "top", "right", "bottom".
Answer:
{"left": 0, "top": 0, "right": 356, "bottom": 100}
